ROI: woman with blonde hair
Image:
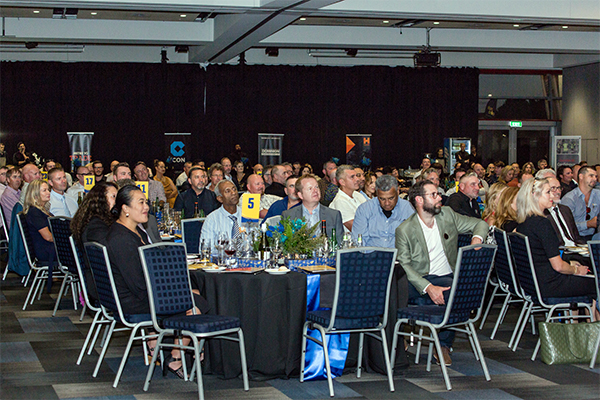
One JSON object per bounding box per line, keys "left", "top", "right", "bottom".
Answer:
{"left": 522, "top": 161, "right": 535, "bottom": 175}
{"left": 497, "top": 165, "right": 515, "bottom": 185}
{"left": 515, "top": 178, "right": 596, "bottom": 299}
{"left": 494, "top": 186, "right": 519, "bottom": 232}
{"left": 482, "top": 182, "right": 507, "bottom": 226}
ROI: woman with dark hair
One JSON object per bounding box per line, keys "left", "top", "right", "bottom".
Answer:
{"left": 516, "top": 178, "right": 596, "bottom": 299}
{"left": 231, "top": 159, "right": 248, "bottom": 191}
{"left": 71, "top": 181, "right": 118, "bottom": 245}
{"left": 363, "top": 172, "right": 377, "bottom": 199}
{"left": 106, "top": 185, "right": 208, "bottom": 378}
{"left": 153, "top": 160, "right": 177, "bottom": 208}
{"left": 301, "top": 164, "right": 313, "bottom": 176}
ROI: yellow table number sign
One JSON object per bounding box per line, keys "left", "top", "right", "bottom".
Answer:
{"left": 40, "top": 172, "right": 48, "bottom": 181}
{"left": 135, "top": 181, "right": 149, "bottom": 199}
{"left": 241, "top": 194, "right": 260, "bottom": 223}
{"left": 83, "top": 175, "right": 96, "bottom": 192}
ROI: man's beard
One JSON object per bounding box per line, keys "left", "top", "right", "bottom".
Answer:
{"left": 423, "top": 202, "right": 441, "bottom": 216}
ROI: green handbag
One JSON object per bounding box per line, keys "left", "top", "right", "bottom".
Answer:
{"left": 539, "top": 321, "right": 600, "bottom": 365}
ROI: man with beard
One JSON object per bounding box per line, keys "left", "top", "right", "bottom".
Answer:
{"left": 395, "top": 180, "right": 488, "bottom": 366}
{"left": 263, "top": 175, "right": 301, "bottom": 221}
{"left": 174, "top": 167, "right": 219, "bottom": 218}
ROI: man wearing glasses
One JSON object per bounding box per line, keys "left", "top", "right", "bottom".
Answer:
{"left": 395, "top": 180, "right": 488, "bottom": 366}
{"left": 66, "top": 166, "right": 89, "bottom": 201}
{"left": 561, "top": 165, "right": 600, "bottom": 241}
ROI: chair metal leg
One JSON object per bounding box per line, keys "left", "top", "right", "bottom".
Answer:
{"left": 530, "top": 313, "right": 537, "bottom": 336}
{"left": 491, "top": 294, "right": 512, "bottom": 340}
{"left": 426, "top": 342, "right": 433, "bottom": 372}
{"left": 79, "top": 303, "right": 87, "bottom": 321}
{"left": 430, "top": 328, "right": 452, "bottom": 390}
{"left": 89, "top": 322, "right": 106, "bottom": 355}
{"left": 70, "top": 279, "right": 79, "bottom": 311}
{"left": 512, "top": 303, "right": 533, "bottom": 351}
{"left": 23, "top": 269, "right": 32, "bottom": 286}
{"left": 467, "top": 330, "right": 479, "bottom": 361}
{"left": 22, "top": 269, "right": 43, "bottom": 310}
{"left": 357, "top": 332, "right": 365, "bottom": 378}
{"left": 113, "top": 325, "right": 148, "bottom": 387}
{"left": 77, "top": 310, "right": 102, "bottom": 365}
{"left": 93, "top": 320, "right": 116, "bottom": 377}
{"left": 144, "top": 332, "right": 166, "bottom": 392}
{"left": 299, "top": 322, "right": 309, "bottom": 383}
{"left": 468, "top": 322, "right": 491, "bottom": 381}
{"left": 415, "top": 327, "right": 424, "bottom": 364}
{"left": 237, "top": 329, "right": 249, "bottom": 391}
{"left": 52, "top": 274, "right": 69, "bottom": 316}
{"left": 479, "top": 285, "right": 499, "bottom": 329}
{"left": 2, "top": 264, "right": 9, "bottom": 280}
{"left": 509, "top": 302, "right": 529, "bottom": 349}
{"left": 390, "top": 319, "right": 402, "bottom": 368}
{"left": 379, "top": 329, "right": 395, "bottom": 392}
{"left": 315, "top": 325, "right": 334, "bottom": 397}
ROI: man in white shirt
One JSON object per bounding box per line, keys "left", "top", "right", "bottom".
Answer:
{"left": 0, "top": 166, "right": 8, "bottom": 198}
{"left": 238, "top": 174, "right": 281, "bottom": 219}
{"left": 329, "top": 165, "right": 367, "bottom": 232}
{"left": 200, "top": 180, "right": 242, "bottom": 250}
{"left": 175, "top": 161, "right": 192, "bottom": 189}
{"left": 66, "top": 166, "right": 89, "bottom": 203}
{"left": 134, "top": 161, "right": 166, "bottom": 205}
{"left": 48, "top": 167, "right": 78, "bottom": 217}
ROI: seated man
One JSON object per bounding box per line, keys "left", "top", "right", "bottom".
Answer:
{"left": 395, "top": 180, "right": 488, "bottom": 366}
{"left": 561, "top": 165, "right": 599, "bottom": 241}
{"left": 329, "top": 164, "right": 367, "bottom": 232}
{"left": 318, "top": 160, "right": 338, "bottom": 207}
{"left": 134, "top": 161, "right": 166, "bottom": 205}
{"left": 263, "top": 175, "right": 301, "bottom": 222}
{"left": 238, "top": 174, "right": 281, "bottom": 219}
{"left": 175, "top": 161, "right": 193, "bottom": 191}
{"left": 282, "top": 174, "right": 343, "bottom": 244}
{"left": 200, "top": 180, "right": 242, "bottom": 246}
{"left": 47, "top": 167, "right": 78, "bottom": 218}
{"left": 264, "top": 164, "right": 290, "bottom": 197}
{"left": 66, "top": 166, "right": 89, "bottom": 202}
{"left": 446, "top": 172, "right": 482, "bottom": 218}
{"left": 544, "top": 175, "right": 586, "bottom": 247}
{"left": 352, "top": 175, "right": 414, "bottom": 248}
{"left": 0, "top": 167, "right": 22, "bottom": 222}
{"left": 174, "top": 167, "right": 219, "bottom": 218}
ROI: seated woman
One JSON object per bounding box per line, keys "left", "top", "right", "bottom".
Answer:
{"left": 515, "top": 178, "right": 596, "bottom": 299}
{"left": 23, "top": 179, "right": 57, "bottom": 290}
{"left": 231, "top": 159, "right": 248, "bottom": 191}
{"left": 482, "top": 182, "right": 507, "bottom": 227}
{"left": 301, "top": 164, "right": 313, "bottom": 176}
{"left": 106, "top": 184, "right": 208, "bottom": 378}
{"left": 494, "top": 186, "right": 519, "bottom": 232}
{"left": 153, "top": 160, "right": 178, "bottom": 208}
{"left": 70, "top": 181, "right": 118, "bottom": 302}
{"left": 363, "top": 172, "right": 377, "bottom": 199}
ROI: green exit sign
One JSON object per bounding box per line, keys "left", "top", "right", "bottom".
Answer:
{"left": 509, "top": 121, "right": 523, "bottom": 128}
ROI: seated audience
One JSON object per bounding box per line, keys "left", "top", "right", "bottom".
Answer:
{"left": 23, "top": 179, "right": 56, "bottom": 268}
{"left": 263, "top": 176, "right": 300, "bottom": 222}
{"left": 134, "top": 161, "right": 166, "bottom": 205}
{"left": 497, "top": 165, "right": 515, "bottom": 185}
{"left": 264, "top": 164, "right": 290, "bottom": 198}
{"left": 1, "top": 167, "right": 22, "bottom": 222}
{"left": 543, "top": 174, "right": 585, "bottom": 247}
{"left": 363, "top": 172, "right": 377, "bottom": 199}
{"left": 232, "top": 160, "right": 248, "bottom": 191}
{"left": 173, "top": 167, "right": 219, "bottom": 218}
{"left": 66, "top": 166, "right": 89, "bottom": 202}
{"left": 560, "top": 166, "right": 599, "bottom": 241}
{"left": 329, "top": 165, "right": 367, "bottom": 232}
{"left": 301, "top": 164, "right": 313, "bottom": 176}
{"left": 482, "top": 182, "right": 507, "bottom": 226}
{"left": 0, "top": 166, "right": 7, "bottom": 198}
{"left": 207, "top": 163, "right": 224, "bottom": 192}
{"left": 515, "top": 178, "right": 596, "bottom": 299}
{"left": 446, "top": 172, "right": 482, "bottom": 219}
{"left": 175, "top": 161, "right": 192, "bottom": 191}
{"left": 493, "top": 186, "right": 519, "bottom": 232}
{"left": 200, "top": 180, "right": 242, "bottom": 245}
{"left": 522, "top": 161, "right": 535, "bottom": 176}
{"left": 557, "top": 165, "right": 577, "bottom": 197}
{"left": 238, "top": 174, "right": 281, "bottom": 219}
{"left": 318, "top": 161, "right": 339, "bottom": 206}
{"left": 19, "top": 163, "right": 41, "bottom": 204}
{"left": 153, "top": 160, "right": 177, "bottom": 208}
{"left": 47, "top": 167, "right": 78, "bottom": 218}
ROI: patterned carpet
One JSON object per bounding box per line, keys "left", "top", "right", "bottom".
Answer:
{"left": 1, "top": 270, "right": 599, "bottom": 400}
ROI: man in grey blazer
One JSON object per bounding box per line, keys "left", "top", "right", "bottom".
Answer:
{"left": 395, "top": 180, "right": 488, "bottom": 366}
{"left": 282, "top": 174, "right": 343, "bottom": 244}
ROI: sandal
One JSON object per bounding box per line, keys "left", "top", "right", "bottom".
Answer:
{"left": 146, "top": 347, "right": 160, "bottom": 365}
{"left": 163, "top": 356, "right": 185, "bottom": 380}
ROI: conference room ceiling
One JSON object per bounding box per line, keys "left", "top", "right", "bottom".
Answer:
{"left": 0, "top": 1, "right": 599, "bottom": 67}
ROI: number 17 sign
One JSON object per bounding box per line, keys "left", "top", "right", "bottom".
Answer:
{"left": 84, "top": 175, "right": 96, "bottom": 192}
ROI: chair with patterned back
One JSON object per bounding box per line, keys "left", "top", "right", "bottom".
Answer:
{"left": 70, "top": 236, "right": 111, "bottom": 365}
{"left": 457, "top": 233, "right": 472, "bottom": 248}
{"left": 391, "top": 244, "right": 497, "bottom": 391}
{"left": 84, "top": 242, "right": 155, "bottom": 387}
{"left": 48, "top": 217, "right": 81, "bottom": 316}
{"left": 139, "top": 242, "right": 249, "bottom": 400}
{"left": 181, "top": 217, "right": 205, "bottom": 254}
{"left": 507, "top": 232, "right": 594, "bottom": 359}
{"left": 586, "top": 240, "right": 600, "bottom": 368}
{"left": 0, "top": 205, "right": 9, "bottom": 279}
{"left": 300, "top": 247, "right": 397, "bottom": 397}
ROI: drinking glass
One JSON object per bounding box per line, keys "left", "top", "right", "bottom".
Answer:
{"left": 224, "top": 241, "right": 237, "bottom": 268}
{"left": 216, "top": 232, "right": 229, "bottom": 265}
{"left": 271, "top": 238, "right": 282, "bottom": 266}
{"left": 200, "top": 238, "right": 211, "bottom": 264}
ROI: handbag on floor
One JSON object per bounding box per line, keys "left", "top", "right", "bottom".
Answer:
{"left": 539, "top": 321, "right": 600, "bottom": 365}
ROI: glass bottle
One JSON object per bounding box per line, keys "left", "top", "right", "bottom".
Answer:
{"left": 258, "top": 223, "right": 270, "bottom": 261}
{"left": 77, "top": 192, "right": 83, "bottom": 206}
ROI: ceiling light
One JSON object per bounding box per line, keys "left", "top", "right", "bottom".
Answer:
{"left": 300, "top": 17, "right": 306, "bottom": 21}
{"left": 562, "top": 25, "right": 568, "bottom": 29}
{"left": 180, "top": 14, "right": 187, "bottom": 18}
{"left": 513, "top": 24, "right": 519, "bottom": 27}
{"left": 488, "top": 94, "right": 493, "bottom": 97}
{"left": 33, "top": 10, "right": 40, "bottom": 14}
{"left": 383, "top": 20, "right": 389, "bottom": 24}
{"left": 91, "top": 12, "right": 97, "bottom": 15}
{"left": 433, "top": 21, "right": 440, "bottom": 25}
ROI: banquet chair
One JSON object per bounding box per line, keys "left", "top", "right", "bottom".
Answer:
{"left": 18, "top": 213, "right": 63, "bottom": 310}
{"left": 507, "top": 232, "right": 594, "bottom": 359}
{"left": 70, "top": 236, "right": 112, "bottom": 365}
{"left": 391, "top": 244, "right": 497, "bottom": 391}
{"left": 457, "top": 233, "right": 472, "bottom": 248}
{"left": 181, "top": 217, "right": 205, "bottom": 254}
{"left": 139, "top": 242, "right": 249, "bottom": 400}
{"left": 300, "top": 247, "right": 398, "bottom": 397}
{"left": 586, "top": 241, "right": 600, "bottom": 368}
{"left": 0, "top": 205, "right": 9, "bottom": 280}
{"left": 84, "top": 242, "right": 156, "bottom": 388}
{"left": 264, "top": 215, "right": 281, "bottom": 227}
{"left": 48, "top": 217, "right": 81, "bottom": 316}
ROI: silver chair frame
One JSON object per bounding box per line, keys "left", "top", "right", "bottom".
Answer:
{"left": 586, "top": 240, "right": 600, "bottom": 368}
{"left": 48, "top": 217, "right": 81, "bottom": 316}
{"left": 181, "top": 217, "right": 206, "bottom": 254}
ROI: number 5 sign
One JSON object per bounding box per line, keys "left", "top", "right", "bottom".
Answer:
{"left": 241, "top": 194, "right": 260, "bottom": 222}
{"left": 83, "top": 175, "right": 96, "bottom": 192}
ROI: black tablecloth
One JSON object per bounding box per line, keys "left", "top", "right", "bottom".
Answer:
{"left": 190, "top": 270, "right": 307, "bottom": 381}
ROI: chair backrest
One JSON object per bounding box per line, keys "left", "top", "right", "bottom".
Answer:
{"left": 139, "top": 243, "right": 195, "bottom": 330}
{"left": 16, "top": 212, "right": 37, "bottom": 268}
{"left": 587, "top": 240, "right": 600, "bottom": 303}
{"left": 492, "top": 228, "right": 523, "bottom": 298}
{"left": 457, "top": 233, "right": 472, "bottom": 249}
{"left": 329, "top": 247, "right": 398, "bottom": 330}
{"left": 181, "top": 217, "right": 205, "bottom": 254}
{"left": 84, "top": 242, "right": 127, "bottom": 323}
{"left": 507, "top": 232, "right": 541, "bottom": 304}
{"left": 443, "top": 244, "right": 497, "bottom": 326}
{"left": 48, "top": 217, "right": 78, "bottom": 275}
{"left": 0, "top": 204, "right": 9, "bottom": 239}
{"left": 265, "top": 215, "right": 281, "bottom": 227}
{"left": 70, "top": 236, "right": 100, "bottom": 312}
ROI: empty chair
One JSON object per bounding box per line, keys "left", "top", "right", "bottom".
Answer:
{"left": 300, "top": 247, "right": 398, "bottom": 397}
{"left": 391, "top": 244, "right": 497, "bottom": 391}
{"left": 84, "top": 242, "right": 155, "bottom": 387}
{"left": 139, "top": 242, "right": 249, "bottom": 400}
{"left": 48, "top": 217, "right": 81, "bottom": 316}
{"left": 181, "top": 217, "right": 205, "bottom": 254}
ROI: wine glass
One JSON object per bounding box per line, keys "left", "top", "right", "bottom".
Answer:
{"left": 216, "top": 232, "right": 228, "bottom": 266}
{"left": 224, "top": 241, "right": 237, "bottom": 268}
{"left": 271, "top": 237, "right": 282, "bottom": 267}
{"left": 200, "top": 238, "right": 211, "bottom": 264}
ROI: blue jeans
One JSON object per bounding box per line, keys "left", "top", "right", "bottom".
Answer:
{"left": 407, "top": 274, "right": 455, "bottom": 348}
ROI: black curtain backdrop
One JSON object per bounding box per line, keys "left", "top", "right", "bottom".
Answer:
{"left": 1, "top": 61, "right": 478, "bottom": 173}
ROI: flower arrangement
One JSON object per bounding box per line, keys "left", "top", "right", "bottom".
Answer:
{"left": 265, "top": 217, "right": 321, "bottom": 257}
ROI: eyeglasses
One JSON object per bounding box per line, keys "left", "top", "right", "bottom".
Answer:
{"left": 549, "top": 186, "right": 562, "bottom": 192}
{"left": 423, "top": 192, "right": 440, "bottom": 199}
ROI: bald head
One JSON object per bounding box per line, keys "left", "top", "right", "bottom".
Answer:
{"left": 22, "top": 164, "right": 41, "bottom": 183}
{"left": 246, "top": 174, "right": 265, "bottom": 195}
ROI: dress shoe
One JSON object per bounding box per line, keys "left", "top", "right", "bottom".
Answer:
{"left": 433, "top": 346, "right": 452, "bottom": 366}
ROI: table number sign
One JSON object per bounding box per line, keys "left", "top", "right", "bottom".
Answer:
{"left": 241, "top": 193, "right": 260, "bottom": 223}
{"left": 40, "top": 172, "right": 48, "bottom": 181}
{"left": 135, "top": 181, "right": 149, "bottom": 199}
{"left": 83, "top": 175, "right": 95, "bottom": 192}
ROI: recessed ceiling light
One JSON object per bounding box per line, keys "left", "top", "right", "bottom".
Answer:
{"left": 433, "top": 21, "right": 440, "bottom": 25}
{"left": 513, "top": 24, "right": 520, "bottom": 27}
{"left": 91, "top": 12, "right": 97, "bottom": 15}
{"left": 383, "top": 20, "right": 389, "bottom": 24}
{"left": 300, "top": 17, "right": 306, "bottom": 21}
{"left": 562, "top": 25, "right": 568, "bottom": 29}
{"left": 33, "top": 10, "right": 40, "bottom": 14}
{"left": 488, "top": 93, "right": 493, "bottom": 97}
{"left": 180, "top": 14, "right": 187, "bottom": 18}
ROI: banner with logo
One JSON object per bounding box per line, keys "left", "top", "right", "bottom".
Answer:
{"left": 164, "top": 133, "right": 191, "bottom": 170}
{"left": 346, "top": 134, "right": 372, "bottom": 167}
{"left": 67, "top": 132, "right": 94, "bottom": 173}
{"left": 258, "top": 133, "right": 284, "bottom": 166}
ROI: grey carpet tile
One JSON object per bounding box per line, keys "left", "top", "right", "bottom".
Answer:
{"left": 405, "top": 372, "right": 558, "bottom": 393}
{"left": 344, "top": 379, "right": 442, "bottom": 399}
{"left": 0, "top": 360, "right": 45, "bottom": 374}
{"left": 268, "top": 377, "right": 363, "bottom": 399}
{"left": 18, "top": 317, "right": 80, "bottom": 333}
{"left": 436, "top": 388, "right": 523, "bottom": 400}
{"left": 0, "top": 384, "right": 60, "bottom": 400}
{"left": 0, "top": 312, "right": 24, "bottom": 334}
{"left": 0, "top": 341, "right": 39, "bottom": 363}
{"left": 502, "top": 384, "right": 600, "bottom": 400}
{"left": 135, "top": 386, "right": 291, "bottom": 400}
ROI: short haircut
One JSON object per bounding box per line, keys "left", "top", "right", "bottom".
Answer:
{"left": 335, "top": 164, "right": 354, "bottom": 182}
{"left": 322, "top": 160, "right": 336, "bottom": 170}
{"left": 408, "top": 180, "right": 434, "bottom": 209}
{"left": 113, "top": 162, "right": 130, "bottom": 173}
{"left": 494, "top": 161, "right": 506, "bottom": 168}
{"left": 134, "top": 161, "right": 147, "bottom": 169}
{"left": 459, "top": 171, "right": 478, "bottom": 183}
{"left": 535, "top": 168, "right": 556, "bottom": 179}
{"left": 578, "top": 165, "right": 595, "bottom": 179}
{"left": 233, "top": 160, "right": 243, "bottom": 167}
{"left": 6, "top": 167, "right": 21, "bottom": 178}
{"left": 422, "top": 168, "right": 439, "bottom": 180}
{"left": 115, "top": 178, "right": 136, "bottom": 188}
{"left": 214, "top": 179, "right": 231, "bottom": 197}
{"left": 375, "top": 175, "right": 398, "bottom": 192}
{"left": 295, "top": 174, "right": 318, "bottom": 193}
{"left": 92, "top": 160, "right": 103, "bottom": 167}
{"left": 220, "top": 157, "right": 230, "bottom": 164}
{"left": 271, "top": 164, "right": 284, "bottom": 177}
{"left": 209, "top": 163, "right": 224, "bottom": 175}
{"left": 188, "top": 166, "right": 205, "bottom": 177}
{"left": 47, "top": 166, "right": 64, "bottom": 180}
{"left": 285, "top": 175, "right": 298, "bottom": 184}
{"left": 556, "top": 165, "right": 571, "bottom": 178}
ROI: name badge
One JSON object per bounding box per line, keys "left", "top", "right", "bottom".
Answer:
{"left": 83, "top": 175, "right": 95, "bottom": 192}
{"left": 135, "top": 181, "right": 149, "bottom": 199}
{"left": 241, "top": 193, "right": 260, "bottom": 223}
